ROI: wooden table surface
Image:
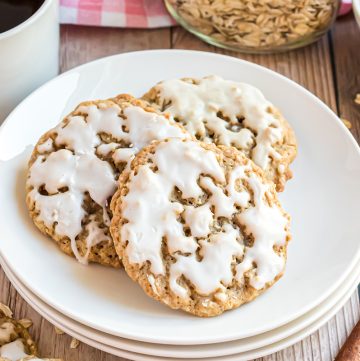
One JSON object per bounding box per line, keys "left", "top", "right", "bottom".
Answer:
{"left": 1, "top": 12, "right": 360, "bottom": 361}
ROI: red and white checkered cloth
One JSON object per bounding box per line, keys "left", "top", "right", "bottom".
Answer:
{"left": 60, "top": 0, "right": 176, "bottom": 28}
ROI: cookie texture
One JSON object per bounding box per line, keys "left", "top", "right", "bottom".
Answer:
{"left": 143, "top": 75, "right": 297, "bottom": 192}
{"left": 26, "top": 94, "right": 189, "bottom": 267}
{"left": 110, "top": 138, "right": 291, "bottom": 317}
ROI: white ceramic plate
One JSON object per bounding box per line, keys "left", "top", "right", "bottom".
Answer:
{"left": 1, "top": 254, "right": 360, "bottom": 359}
{"left": 2, "top": 256, "right": 359, "bottom": 361}
{"left": 0, "top": 50, "right": 359, "bottom": 345}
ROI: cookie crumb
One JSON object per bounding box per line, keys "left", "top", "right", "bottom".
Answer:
{"left": 18, "top": 319, "right": 33, "bottom": 329}
{"left": 341, "top": 118, "right": 352, "bottom": 129}
{"left": 54, "top": 327, "right": 64, "bottom": 335}
{"left": 355, "top": 93, "right": 360, "bottom": 105}
{"left": 70, "top": 338, "right": 80, "bottom": 349}
{"left": 0, "top": 303, "right": 13, "bottom": 318}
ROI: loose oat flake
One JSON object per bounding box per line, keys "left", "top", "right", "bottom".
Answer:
{"left": 54, "top": 327, "right": 65, "bottom": 335}
{"left": 70, "top": 338, "right": 80, "bottom": 349}
{"left": 18, "top": 319, "right": 32, "bottom": 329}
{"left": 355, "top": 94, "right": 360, "bottom": 105}
{"left": 0, "top": 303, "right": 13, "bottom": 318}
{"left": 341, "top": 118, "right": 352, "bottom": 129}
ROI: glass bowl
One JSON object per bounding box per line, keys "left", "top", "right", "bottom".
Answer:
{"left": 165, "top": 0, "right": 340, "bottom": 53}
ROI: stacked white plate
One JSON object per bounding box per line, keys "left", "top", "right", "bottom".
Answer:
{"left": 0, "top": 50, "right": 359, "bottom": 361}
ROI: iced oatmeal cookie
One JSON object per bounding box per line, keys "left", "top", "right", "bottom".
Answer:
{"left": 110, "top": 138, "right": 291, "bottom": 317}
{"left": 26, "top": 95, "right": 189, "bottom": 267}
{"left": 143, "top": 75, "right": 297, "bottom": 191}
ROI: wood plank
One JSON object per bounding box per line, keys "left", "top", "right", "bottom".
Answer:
{"left": 60, "top": 25, "right": 171, "bottom": 72}
{"left": 309, "top": 331, "right": 322, "bottom": 361}
{"left": 291, "top": 340, "right": 305, "bottom": 361}
{"left": 300, "top": 336, "right": 315, "bottom": 361}
{"left": 331, "top": 13, "right": 360, "bottom": 142}
{"left": 318, "top": 321, "right": 332, "bottom": 361}
{"left": 280, "top": 344, "right": 296, "bottom": 360}
{"left": 335, "top": 311, "right": 348, "bottom": 356}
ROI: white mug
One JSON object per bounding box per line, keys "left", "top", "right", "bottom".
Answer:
{"left": 0, "top": 0, "right": 59, "bottom": 122}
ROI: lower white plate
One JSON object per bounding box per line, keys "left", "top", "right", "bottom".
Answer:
{"left": 2, "top": 255, "right": 359, "bottom": 360}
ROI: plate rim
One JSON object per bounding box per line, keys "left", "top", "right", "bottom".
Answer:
{"left": 2, "top": 254, "right": 359, "bottom": 361}
{"left": 1, "top": 254, "right": 360, "bottom": 358}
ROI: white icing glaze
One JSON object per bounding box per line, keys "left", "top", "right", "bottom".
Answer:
{"left": 112, "top": 148, "right": 136, "bottom": 164}
{"left": 200, "top": 177, "right": 235, "bottom": 218}
{"left": 199, "top": 166, "right": 250, "bottom": 219}
{"left": 0, "top": 339, "right": 28, "bottom": 361}
{"left": 214, "top": 289, "right": 228, "bottom": 302}
{"left": 83, "top": 217, "right": 111, "bottom": 260}
{"left": 96, "top": 142, "right": 136, "bottom": 164}
{"left": 226, "top": 166, "right": 251, "bottom": 208}
{"left": 96, "top": 142, "right": 119, "bottom": 156}
{"left": 156, "top": 75, "right": 283, "bottom": 169}
{"left": 29, "top": 190, "right": 85, "bottom": 261}
{"left": 30, "top": 150, "right": 116, "bottom": 205}
{"left": 169, "top": 224, "right": 243, "bottom": 298}
{"left": 121, "top": 165, "right": 191, "bottom": 274}
{"left": 55, "top": 105, "right": 128, "bottom": 155}
{"left": 235, "top": 174, "right": 288, "bottom": 289}
{"left": 148, "top": 274, "right": 159, "bottom": 295}
{"left": 28, "top": 103, "right": 187, "bottom": 264}
{"left": 122, "top": 106, "right": 186, "bottom": 153}
{"left": 121, "top": 140, "right": 225, "bottom": 275}
{"left": 184, "top": 204, "right": 213, "bottom": 238}
{"left": 37, "top": 138, "right": 53, "bottom": 153}
{"left": 120, "top": 139, "right": 288, "bottom": 300}
{"left": 153, "top": 138, "right": 225, "bottom": 199}
{"left": 28, "top": 150, "right": 116, "bottom": 264}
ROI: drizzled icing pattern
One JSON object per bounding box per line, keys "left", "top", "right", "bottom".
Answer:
{"left": 152, "top": 75, "right": 283, "bottom": 170}
{"left": 27, "top": 100, "right": 187, "bottom": 264}
{"left": 120, "top": 138, "right": 289, "bottom": 299}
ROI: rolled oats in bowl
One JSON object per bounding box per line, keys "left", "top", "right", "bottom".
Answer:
{"left": 165, "top": 0, "right": 340, "bottom": 53}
